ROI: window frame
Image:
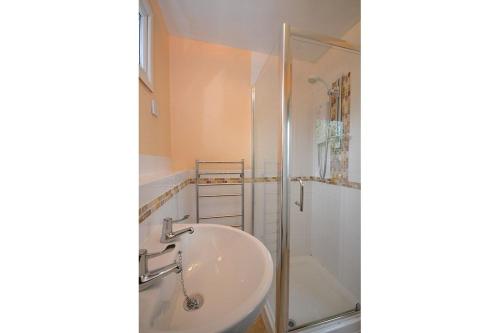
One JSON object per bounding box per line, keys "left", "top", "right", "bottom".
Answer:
{"left": 139, "top": 0, "right": 153, "bottom": 91}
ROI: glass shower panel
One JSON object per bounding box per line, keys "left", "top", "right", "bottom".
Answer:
{"left": 252, "top": 43, "right": 281, "bottom": 328}
{"left": 287, "top": 35, "right": 361, "bottom": 329}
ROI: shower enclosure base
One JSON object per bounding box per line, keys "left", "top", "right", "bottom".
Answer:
{"left": 288, "top": 256, "right": 358, "bottom": 330}
{"left": 290, "top": 313, "right": 360, "bottom": 333}
{"left": 261, "top": 255, "right": 360, "bottom": 332}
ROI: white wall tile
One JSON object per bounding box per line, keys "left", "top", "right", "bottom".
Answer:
{"left": 139, "top": 170, "right": 189, "bottom": 206}
{"left": 139, "top": 154, "right": 172, "bottom": 185}
{"left": 309, "top": 182, "right": 360, "bottom": 301}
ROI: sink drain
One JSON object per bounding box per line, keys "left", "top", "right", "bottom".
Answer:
{"left": 288, "top": 319, "right": 296, "bottom": 328}
{"left": 183, "top": 293, "right": 204, "bottom": 311}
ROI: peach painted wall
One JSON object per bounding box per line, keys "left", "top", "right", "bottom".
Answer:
{"left": 139, "top": 0, "right": 172, "bottom": 158}
{"left": 169, "top": 36, "right": 252, "bottom": 171}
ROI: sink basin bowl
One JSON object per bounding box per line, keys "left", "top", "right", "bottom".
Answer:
{"left": 140, "top": 224, "right": 273, "bottom": 333}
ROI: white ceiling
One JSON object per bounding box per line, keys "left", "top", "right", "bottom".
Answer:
{"left": 158, "top": 0, "right": 360, "bottom": 55}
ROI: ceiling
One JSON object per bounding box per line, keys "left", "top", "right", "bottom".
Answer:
{"left": 158, "top": 0, "right": 360, "bottom": 55}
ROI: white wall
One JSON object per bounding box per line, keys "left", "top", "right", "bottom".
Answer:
{"left": 253, "top": 181, "right": 278, "bottom": 262}
{"left": 253, "top": 53, "right": 281, "bottom": 179}
{"left": 310, "top": 182, "right": 360, "bottom": 301}
{"left": 139, "top": 154, "right": 173, "bottom": 186}
{"left": 289, "top": 181, "right": 312, "bottom": 256}
{"left": 251, "top": 51, "right": 269, "bottom": 85}
{"left": 290, "top": 57, "right": 315, "bottom": 178}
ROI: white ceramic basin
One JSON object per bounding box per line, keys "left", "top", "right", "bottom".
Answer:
{"left": 140, "top": 224, "right": 273, "bottom": 333}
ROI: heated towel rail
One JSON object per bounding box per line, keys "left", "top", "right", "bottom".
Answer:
{"left": 195, "top": 159, "right": 244, "bottom": 230}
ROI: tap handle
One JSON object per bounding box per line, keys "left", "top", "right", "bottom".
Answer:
{"left": 139, "top": 249, "right": 148, "bottom": 276}
{"left": 161, "top": 215, "right": 191, "bottom": 243}
{"left": 142, "top": 244, "right": 176, "bottom": 259}
{"left": 139, "top": 249, "right": 147, "bottom": 258}
{"left": 162, "top": 217, "right": 173, "bottom": 236}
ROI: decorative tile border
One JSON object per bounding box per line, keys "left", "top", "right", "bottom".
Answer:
{"left": 196, "top": 177, "right": 278, "bottom": 184}
{"left": 197, "top": 177, "right": 243, "bottom": 184}
{"left": 291, "top": 176, "right": 361, "bottom": 190}
{"left": 139, "top": 175, "right": 360, "bottom": 223}
{"left": 252, "top": 176, "right": 278, "bottom": 183}
{"left": 139, "top": 178, "right": 193, "bottom": 223}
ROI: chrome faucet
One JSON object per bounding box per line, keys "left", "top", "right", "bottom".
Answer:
{"left": 139, "top": 245, "right": 180, "bottom": 291}
{"left": 160, "top": 215, "right": 194, "bottom": 243}
{"left": 139, "top": 215, "right": 194, "bottom": 291}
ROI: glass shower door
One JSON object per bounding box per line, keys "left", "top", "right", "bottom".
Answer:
{"left": 286, "top": 33, "right": 361, "bottom": 329}
{"left": 252, "top": 42, "right": 282, "bottom": 329}
{"left": 252, "top": 24, "right": 360, "bottom": 332}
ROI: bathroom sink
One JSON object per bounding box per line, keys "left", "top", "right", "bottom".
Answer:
{"left": 140, "top": 224, "right": 273, "bottom": 333}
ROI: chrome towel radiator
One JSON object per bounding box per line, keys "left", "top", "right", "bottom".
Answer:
{"left": 195, "top": 159, "right": 244, "bottom": 230}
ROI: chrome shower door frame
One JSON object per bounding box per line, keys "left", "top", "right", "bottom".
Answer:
{"left": 276, "top": 22, "right": 292, "bottom": 333}
{"left": 275, "top": 23, "right": 360, "bottom": 333}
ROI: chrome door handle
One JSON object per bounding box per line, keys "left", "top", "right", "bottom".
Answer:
{"left": 294, "top": 179, "right": 304, "bottom": 212}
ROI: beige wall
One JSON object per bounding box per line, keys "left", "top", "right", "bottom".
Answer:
{"left": 169, "top": 36, "right": 252, "bottom": 171}
{"left": 139, "top": 0, "right": 172, "bottom": 158}
{"left": 139, "top": 3, "right": 253, "bottom": 172}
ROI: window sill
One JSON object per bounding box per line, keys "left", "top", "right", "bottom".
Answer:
{"left": 139, "top": 69, "right": 154, "bottom": 92}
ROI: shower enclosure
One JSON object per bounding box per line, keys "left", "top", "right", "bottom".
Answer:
{"left": 252, "top": 23, "right": 360, "bottom": 332}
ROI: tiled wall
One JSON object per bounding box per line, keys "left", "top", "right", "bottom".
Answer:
{"left": 253, "top": 179, "right": 279, "bottom": 265}
{"left": 310, "top": 182, "right": 360, "bottom": 301}
{"left": 139, "top": 169, "right": 253, "bottom": 239}
{"left": 139, "top": 170, "right": 193, "bottom": 222}
{"left": 138, "top": 170, "right": 358, "bottom": 264}
{"left": 310, "top": 31, "right": 361, "bottom": 183}
{"left": 140, "top": 174, "right": 358, "bottom": 225}
{"left": 139, "top": 170, "right": 195, "bottom": 249}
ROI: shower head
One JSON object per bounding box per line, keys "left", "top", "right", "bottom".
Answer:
{"left": 307, "top": 76, "right": 323, "bottom": 84}
{"left": 307, "top": 75, "right": 339, "bottom": 96}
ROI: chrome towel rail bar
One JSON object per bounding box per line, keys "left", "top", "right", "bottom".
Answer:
{"left": 198, "top": 171, "right": 243, "bottom": 175}
{"left": 199, "top": 194, "right": 241, "bottom": 198}
{"left": 195, "top": 159, "right": 245, "bottom": 230}
{"left": 199, "top": 214, "right": 243, "bottom": 220}
{"left": 197, "top": 183, "right": 242, "bottom": 186}
{"left": 196, "top": 160, "right": 243, "bottom": 164}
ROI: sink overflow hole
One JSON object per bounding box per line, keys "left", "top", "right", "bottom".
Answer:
{"left": 288, "top": 319, "right": 296, "bottom": 328}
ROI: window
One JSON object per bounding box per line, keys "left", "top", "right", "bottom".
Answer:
{"left": 139, "top": 0, "right": 153, "bottom": 89}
